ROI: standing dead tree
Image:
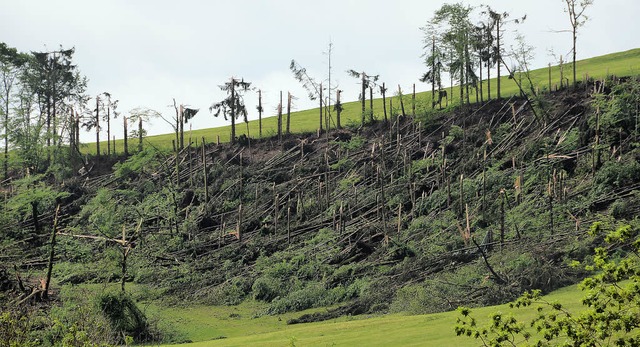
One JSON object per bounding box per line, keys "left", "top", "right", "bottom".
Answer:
{"left": 173, "top": 100, "right": 199, "bottom": 150}
{"left": 257, "top": 89, "right": 263, "bottom": 138}
{"left": 347, "top": 70, "right": 379, "bottom": 126}
{"left": 129, "top": 107, "right": 161, "bottom": 152}
{"left": 559, "top": 0, "right": 594, "bottom": 87}
{"left": 484, "top": 6, "right": 526, "bottom": 99}
{"left": 290, "top": 60, "right": 327, "bottom": 133}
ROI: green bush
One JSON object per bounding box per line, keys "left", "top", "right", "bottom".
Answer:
{"left": 594, "top": 159, "right": 640, "bottom": 191}
{"left": 96, "top": 291, "right": 152, "bottom": 343}
{"left": 267, "top": 282, "right": 332, "bottom": 314}
{"left": 389, "top": 284, "right": 431, "bottom": 314}
{"left": 204, "top": 279, "right": 248, "bottom": 305}
{"left": 113, "top": 147, "right": 159, "bottom": 179}
{"left": 252, "top": 276, "right": 284, "bottom": 302}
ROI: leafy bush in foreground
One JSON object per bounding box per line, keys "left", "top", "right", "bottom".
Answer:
{"left": 456, "top": 220, "right": 640, "bottom": 346}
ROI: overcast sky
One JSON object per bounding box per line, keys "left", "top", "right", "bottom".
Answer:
{"left": 2, "top": 0, "right": 638, "bottom": 141}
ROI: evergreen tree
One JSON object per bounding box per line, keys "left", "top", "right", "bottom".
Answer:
{"left": 210, "top": 77, "right": 251, "bottom": 144}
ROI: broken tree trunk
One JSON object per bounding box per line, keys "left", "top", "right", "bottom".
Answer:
{"left": 43, "top": 204, "right": 61, "bottom": 300}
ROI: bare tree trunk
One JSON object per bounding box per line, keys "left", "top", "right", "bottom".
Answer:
{"left": 361, "top": 74, "right": 366, "bottom": 126}
{"left": 278, "top": 91, "right": 282, "bottom": 142}
{"left": 124, "top": 116, "right": 128, "bottom": 156}
{"left": 75, "top": 111, "right": 80, "bottom": 154}
{"left": 496, "top": 18, "right": 501, "bottom": 99}
{"left": 398, "top": 85, "right": 406, "bottom": 117}
{"left": 138, "top": 117, "right": 143, "bottom": 152}
{"left": 44, "top": 204, "right": 60, "bottom": 300}
{"left": 179, "top": 104, "right": 184, "bottom": 150}
{"left": 369, "top": 86, "right": 374, "bottom": 122}
{"left": 336, "top": 89, "right": 342, "bottom": 128}
{"left": 382, "top": 83, "right": 387, "bottom": 123}
{"left": 107, "top": 101, "right": 111, "bottom": 156}
{"left": 319, "top": 82, "right": 323, "bottom": 133}
{"left": 412, "top": 83, "right": 416, "bottom": 116}
{"left": 258, "top": 89, "right": 263, "bottom": 138}
{"left": 68, "top": 109, "right": 74, "bottom": 156}
{"left": 572, "top": 25, "right": 577, "bottom": 87}
{"left": 431, "top": 36, "right": 436, "bottom": 109}
{"left": 3, "top": 84, "right": 9, "bottom": 179}
{"left": 202, "top": 137, "right": 208, "bottom": 205}
{"left": 121, "top": 248, "right": 127, "bottom": 292}
{"left": 230, "top": 79, "right": 236, "bottom": 143}
{"left": 479, "top": 56, "right": 484, "bottom": 104}
{"left": 286, "top": 92, "right": 292, "bottom": 134}
{"left": 95, "top": 96, "right": 100, "bottom": 157}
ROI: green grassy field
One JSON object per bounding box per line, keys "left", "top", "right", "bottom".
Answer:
{"left": 83, "top": 48, "right": 640, "bottom": 155}
{"left": 155, "top": 284, "right": 584, "bottom": 346}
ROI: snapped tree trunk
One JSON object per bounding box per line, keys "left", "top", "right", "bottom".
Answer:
{"left": 138, "top": 117, "right": 143, "bottom": 152}
{"left": 496, "top": 18, "right": 501, "bottom": 99}
{"left": 286, "top": 92, "right": 291, "bottom": 134}
{"left": 369, "top": 86, "right": 374, "bottom": 123}
{"left": 258, "top": 89, "right": 263, "bottom": 138}
{"left": 398, "top": 85, "right": 406, "bottom": 117}
{"left": 319, "top": 83, "right": 323, "bottom": 133}
{"left": 431, "top": 36, "right": 436, "bottom": 109}
{"left": 179, "top": 104, "right": 184, "bottom": 150}
{"left": 278, "top": 91, "right": 282, "bottom": 142}
{"left": 382, "top": 83, "right": 387, "bottom": 123}
{"left": 124, "top": 116, "right": 128, "bottom": 156}
{"left": 44, "top": 204, "right": 60, "bottom": 300}
{"left": 107, "top": 102, "right": 111, "bottom": 156}
{"left": 412, "top": 83, "right": 416, "bottom": 116}
{"left": 336, "top": 89, "right": 342, "bottom": 128}
{"left": 230, "top": 80, "right": 236, "bottom": 143}
{"left": 361, "top": 73, "right": 366, "bottom": 126}
{"left": 95, "top": 96, "right": 100, "bottom": 157}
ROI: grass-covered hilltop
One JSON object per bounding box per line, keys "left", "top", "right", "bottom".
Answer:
{"left": 2, "top": 45, "right": 640, "bottom": 345}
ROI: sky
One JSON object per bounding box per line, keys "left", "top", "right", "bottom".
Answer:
{"left": 1, "top": 0, "right": 639, "bottom": 141}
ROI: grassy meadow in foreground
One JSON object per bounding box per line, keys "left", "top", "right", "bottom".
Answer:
{"left": 155, "top": 284, "right": 583, "bottom": 346}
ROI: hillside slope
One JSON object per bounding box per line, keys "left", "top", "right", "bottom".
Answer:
{"left": 2, "top": 66, "right": 640, "bottom": 345}
{"left": 63, "top": 81, "right": 640, "bottom": 307}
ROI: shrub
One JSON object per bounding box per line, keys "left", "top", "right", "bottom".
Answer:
{"left": 252, "top": 276, "right": 283, "bottom": 302}
{"left": 594, "top": 159, "right": 640, "bottom": 189}
{"left": 96, "top": 291, "right": 151, "bottom": 343}
{"left": 267, "top": 282, "right": 332, "bottom": 314}
{"left": 389, "top": 284, "right": 431, "bottom": 314}
{"left": 204, "top": 280, "right": 248, "bottom": 305}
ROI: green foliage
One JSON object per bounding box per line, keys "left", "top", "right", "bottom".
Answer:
{"left": 455, "top": 221, "right": 640, "bottom": 346}
{"left": 335, "top": 135, "right": 366, "bottom": 151}
{"left": 203, "top": 279, "right": 248, "bottom": 306}
{"left": 266, "top": 281, "right": 356, "bottom": 314}
{"left": 6, "top": 175, "right": 67, "bottom": 217}
{"left": 389, "top": 284, "right": 432, "bottom": 314}
{"left": 112, "top": 147, "right": 160, "bottom": 179}
{"left": 252, "top": 276, "right": 284, "bottom": 302}
{"left": 330, "top": 158, "right": 353, "bottom": 171}
{"left": 97, "top": 291, "right": 152, "bottom": 343}
{"left": 338, "top": 172, "right": 362, "bottom": 190}
{"left": 593, "top": 159, "right": 640, "bottom": 193}
{"left": 0, "top": 310, "right": 40, "bottom": 347}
